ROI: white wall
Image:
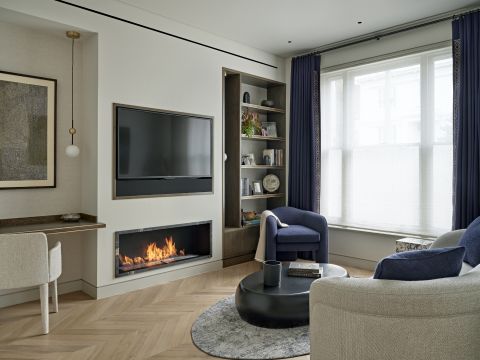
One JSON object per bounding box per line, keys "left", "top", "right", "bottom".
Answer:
{"left": 0, "top": 0, "right": 285, "bottom": 300}
{"left": 286, "top": 21, "right": 452, "bottom": 270}
{"left": 0, "top": 19, "right": 98, "bottom": 306}
{"left": 0, "top": 19, "right": 83, "bottom": 218}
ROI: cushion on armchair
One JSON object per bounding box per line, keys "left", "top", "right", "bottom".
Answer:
{"left": 458, "top": 216, "right": 480, "bottom": 267}
{"left": 276, "top": 225, "right": 320, "bottom": 243}
{"left": 374, "top": 246, "right": 466, "bottom": 281}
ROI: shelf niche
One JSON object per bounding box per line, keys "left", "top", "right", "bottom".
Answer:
{"left": 223, "top": 68, "right": 287, "bottom": 267}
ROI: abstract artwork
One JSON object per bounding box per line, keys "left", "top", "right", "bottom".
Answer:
{"left": 0, "top": 71, "right": 56, "bottom": 188}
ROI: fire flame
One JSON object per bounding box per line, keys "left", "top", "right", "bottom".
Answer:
{"left": 119, "top": 236, "right": 185, "bottom": 267}
{"left": 145, "top": 236, "right": 177, "bottom": 261}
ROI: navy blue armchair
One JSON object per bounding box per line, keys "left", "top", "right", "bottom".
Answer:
{"left": 266, "top": 207, "right": 328, "bottom": 263}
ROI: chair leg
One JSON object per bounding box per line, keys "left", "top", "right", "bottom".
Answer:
{"left": 39, "top": 283, "right": 49, "bottom": 334}
{"left": 52, "top": 279, "right": 58, "bottom": 313}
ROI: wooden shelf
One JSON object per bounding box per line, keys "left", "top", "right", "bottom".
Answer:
{"left": 241, "top": 193, "right": 285, "bottom": 200}
{"left": 0, "top": 214, "right": 106, "bottom": 235}
{"left": 241, "top": 103, "right": 285, "bottom": 114}
{"left": 241, "top": 135, "right": 286, "bottom": 142}
{"left": 241, "top": 165, "right": 285, "bottom": 169}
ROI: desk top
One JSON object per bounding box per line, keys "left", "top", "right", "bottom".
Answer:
{"left": 0, "top": 214, "right": 106, "bottom": 235}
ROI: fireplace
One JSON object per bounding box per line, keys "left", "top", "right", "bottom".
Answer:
{"left": 115, "top": 221, "right": 211, "bottom": 277}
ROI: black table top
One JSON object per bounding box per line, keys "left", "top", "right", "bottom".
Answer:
{"left": 240, "top": 263, "right": 348, "bottom": 296}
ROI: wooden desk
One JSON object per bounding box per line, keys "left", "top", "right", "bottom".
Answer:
{"left": 0, "top": 214, "right": 106, "bottom": 235}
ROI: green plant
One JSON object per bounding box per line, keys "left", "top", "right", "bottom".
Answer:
{"left": 241, "top": 111, "right": 261, "bottom": 137}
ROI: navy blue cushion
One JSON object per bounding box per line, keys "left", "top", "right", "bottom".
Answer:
{"left": 458, "top": 216, "right": 480, "bottom": 267}
{"left": 276, "top": 225, "right": 320, "bottom": 244}
{"left": 373, "top": 247, "right": 466, "bottom": 281}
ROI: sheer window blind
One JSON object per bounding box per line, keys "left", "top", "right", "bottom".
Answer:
{"left": 320, "top": 47, "right": 453, "bottom": 236}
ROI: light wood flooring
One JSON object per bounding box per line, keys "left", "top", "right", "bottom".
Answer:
{"left": 0, "top": 261, "right": 372, "bottom": 360}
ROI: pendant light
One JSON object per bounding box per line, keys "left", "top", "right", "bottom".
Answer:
{"left": 65, "top": 31, "right": 80, "bottom": 158}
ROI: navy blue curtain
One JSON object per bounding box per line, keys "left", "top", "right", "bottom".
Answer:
{"left": 452, "top": 11, "right": 480, "bottom": 229}
{"left": 288, "top": 54, "right": 321, "bottom": 212}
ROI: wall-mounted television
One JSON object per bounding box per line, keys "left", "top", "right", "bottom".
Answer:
{"left": 114, "top": 104, "right": 213, "bottom": 198}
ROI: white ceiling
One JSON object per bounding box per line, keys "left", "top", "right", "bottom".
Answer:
{"left": 115, "top": 0, "right": 479, "bottom": 56}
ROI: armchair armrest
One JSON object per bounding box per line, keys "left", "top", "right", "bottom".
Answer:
{"left": 48, "top": 242, "right": 62, "bottom": 282}
{"left": 430, "top": 229, "right": 465, "bottom": 249}
{"left": 265, "top": 215, "right": 278, "bottom": 260}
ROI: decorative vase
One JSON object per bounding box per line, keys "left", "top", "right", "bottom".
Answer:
{"left": 263, "top": 260, "right": 281, "bottom": 287}
{"left": 243, "top": 92, "right": 250, "bottom": 103}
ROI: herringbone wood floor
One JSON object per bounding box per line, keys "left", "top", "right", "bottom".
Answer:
{"left": 0, "top": 261, "right": 372, "bottom": 360}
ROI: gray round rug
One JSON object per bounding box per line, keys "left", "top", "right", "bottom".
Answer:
{"left": 191, "top": 296, "right": 309, "bottom": 359}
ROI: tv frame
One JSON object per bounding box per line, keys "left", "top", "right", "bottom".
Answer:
{"left": 112, "top": 103, "right": 214, "bottom": 199}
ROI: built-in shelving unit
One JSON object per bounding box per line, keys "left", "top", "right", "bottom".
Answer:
{"left": 223, "top": 68, "right": 287, "bottom": 267}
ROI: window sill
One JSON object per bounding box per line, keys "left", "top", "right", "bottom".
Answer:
{"left": 328, "top": 223, "right": 438, "bottom": 241}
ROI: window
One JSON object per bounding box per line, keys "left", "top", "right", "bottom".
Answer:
{"left": 321, "top": 48, "right": 453, "bottom": 236}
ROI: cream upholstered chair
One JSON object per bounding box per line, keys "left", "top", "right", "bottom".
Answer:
{"left": 0, "top": 233, "right": 62, "bottom": 334}
{"left": 309, "top": 230, "right": 480, "bottom": 360}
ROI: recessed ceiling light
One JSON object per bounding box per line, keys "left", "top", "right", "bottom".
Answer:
{"left": 357, "top": 21, "right": 363, "bottom": 24}
{"left": 288, "top": 40, "right": 292, "bottom": 44}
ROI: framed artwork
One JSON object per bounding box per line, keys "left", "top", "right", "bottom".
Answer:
{"left": 0, "top": 71, "right": 56, "bottom": 189}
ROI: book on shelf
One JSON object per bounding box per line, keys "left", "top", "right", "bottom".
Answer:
{"left": 287, "top": 262, "right": 323, "bottom": 278}
{"left": 275, "top": 149, "right": 284, "bottom": 166}
{"left": 243, "top": 218, "right": 260, "bottom": 226}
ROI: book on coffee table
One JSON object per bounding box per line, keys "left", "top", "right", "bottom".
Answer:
{"left": 287, "top": 262, "right": 323, "bottom": 278}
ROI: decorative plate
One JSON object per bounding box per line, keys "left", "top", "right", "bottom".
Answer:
{"left": 263, "top": 174, "right": 280, "bottom": 193}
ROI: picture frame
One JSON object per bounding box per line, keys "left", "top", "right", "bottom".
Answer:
{"left": 261, "top": 122, "right": 277, "bottom": 137}
{"left": 252, "top": 180, "right": 263, "bottom": 195}
{"left": 241, "top": 153, "right": 256, "bottom": 166}
{"left": 0, "top": 71, "right": 56, "bottom": 189}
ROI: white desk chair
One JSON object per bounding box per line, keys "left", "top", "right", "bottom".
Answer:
{"left": 0, "top": 233, "right": 62, "bottom": 334}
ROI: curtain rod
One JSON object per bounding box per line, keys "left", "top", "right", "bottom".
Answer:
{"left": 298, "top": 6, "right": 480, "bottom": 58}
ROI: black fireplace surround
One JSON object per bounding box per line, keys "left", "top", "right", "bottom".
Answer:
{"left": 115, "top": 221, "right": 212, "bottom": 277}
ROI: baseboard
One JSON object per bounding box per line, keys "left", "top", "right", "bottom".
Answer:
{"left": 0, "top": 279, "right": 83, "bottom": 309}
{"left": 329, "top": 253, "right": 377, "bottom": 271}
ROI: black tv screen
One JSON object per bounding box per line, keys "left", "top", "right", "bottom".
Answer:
{"left": 116, "top": 106, "right": 212, "bottom": 179}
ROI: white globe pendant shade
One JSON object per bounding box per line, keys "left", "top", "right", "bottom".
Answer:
{"left": 65, "top": 144, "right": 80, "bottom": 157}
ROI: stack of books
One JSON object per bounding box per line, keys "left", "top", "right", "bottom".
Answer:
{"left": 287, "top": 262, "right": 323, "bottom": 278}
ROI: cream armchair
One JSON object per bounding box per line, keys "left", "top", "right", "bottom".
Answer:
{"left": 0, "top": 233, "right": 62, "bottom": 334}
{"left": 309, "top": 230, "right": 480, "bottom": 360}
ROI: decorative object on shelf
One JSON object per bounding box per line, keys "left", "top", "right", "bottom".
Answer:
{"left": 242, "top": 210, "right": 257, "bottom": 221}
{"left": 242, "top": 210, "right": 261, "bottom": 226}
{"left": 241, "top": 110, "right": 261, "bottom": 137}
{"left": 242, "top": 91, "right": 250, "bottom": 103}
{"left": 396, "top": 237, "right": 434, "bottom": 253}
{"left": 263, "top": 260, "right": 282, "bottom": 286}
{"left": 263, "top": 174, "right": 280, "bottom": 193}
{"left": 60, "top": 213, "right": 81, "bottom": 222}
{"left": 240, "top": 177, "right": 250, "bottom": 196}
{"left": 252, "top": 180, "right": 263, "bottom": 195}
{"left": 261, "top": 99, "right": 275, "bottom": 107}
{"left": 241, "top": 153, "right": 255, "bottom": 165}
{"left": 65, "top": 30, "right": 81, "bottom": 158}
{"left": 274, "top": 149, "right": 284, "bottom": 166}
{"left": 263, "top": 149, "right": 275, "bottom": 166}
{"left": 261, "top": 121, "right": 277, "bottom": 137}
{"left": 0, "top": 71, "right": 56, "bottom": 189}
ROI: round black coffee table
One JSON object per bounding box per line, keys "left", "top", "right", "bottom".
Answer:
{"left": 235, "top": 263, "right": 348, "bottom": 328}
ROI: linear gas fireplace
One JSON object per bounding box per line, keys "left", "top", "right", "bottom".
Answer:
{"left": 115, "top": 221, "right": 211, "bottom": 277}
